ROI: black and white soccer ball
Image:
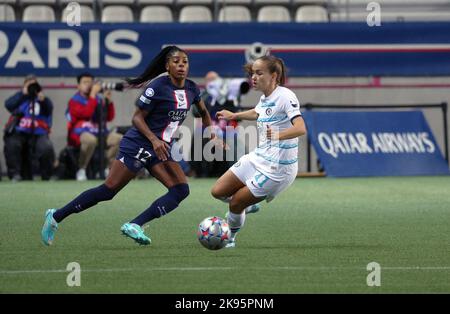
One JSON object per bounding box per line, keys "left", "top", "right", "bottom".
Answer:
{"left": 197, "top": 216, "right": 231, "bottom": 250}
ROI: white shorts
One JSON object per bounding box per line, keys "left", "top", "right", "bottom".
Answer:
{"left": 230, "top": 154, "right": 297, "bottom": 202}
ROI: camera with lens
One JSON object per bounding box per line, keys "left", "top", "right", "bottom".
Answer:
{"left": 98, "top": 81, "right": 124, "bottom": 93}
{"left": 27, "top": 82, "right": 42, "bottom": 98}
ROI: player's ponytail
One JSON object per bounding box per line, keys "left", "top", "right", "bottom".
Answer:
{"left": 277, "top": 58, "right": 286, "bottom": 86}
{"left": 126, "top": 46, "right": 186, "bottom": 88}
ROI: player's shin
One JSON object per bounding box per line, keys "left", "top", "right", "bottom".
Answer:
{"left": 53, "top": 184, "right": 116, "bottom": 223}
{"left": 130, "top": 183, "right": 189, "bottom": 226}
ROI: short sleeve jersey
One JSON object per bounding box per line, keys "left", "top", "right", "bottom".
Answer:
{"left": 125, "top": 75, "right": 201, "bottom": 145}
{"left": 251, "top": 86, "right": 302, "bottom": 181}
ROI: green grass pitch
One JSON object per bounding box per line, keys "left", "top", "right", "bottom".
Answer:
{"left": 0, "top": 177, "right": 449, "bottom": 293}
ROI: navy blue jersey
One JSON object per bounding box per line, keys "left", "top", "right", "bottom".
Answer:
{"left": 125, "top": 75, "right": 201, "bottom": 145}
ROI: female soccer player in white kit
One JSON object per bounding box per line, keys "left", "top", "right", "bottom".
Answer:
{"left": 211, "top": 55, "right": 307, "bottom": 248}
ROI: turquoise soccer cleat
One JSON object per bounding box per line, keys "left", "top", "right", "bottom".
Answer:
{"left": 121, "top": 223, "right": 151, "bottom": 245}
{"left": 246, "top": 204, "right": 261, "bottom": 214}
{"left": 41, "top": 209, "right": 58, "bottom": 246}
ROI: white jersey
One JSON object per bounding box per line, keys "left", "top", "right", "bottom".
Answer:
{"left": 250, "top": 86, "right": 302, "bottom": 181}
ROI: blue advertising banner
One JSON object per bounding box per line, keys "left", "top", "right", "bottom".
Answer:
{"left": 303, "top": 110, "right": 450, "bottom": 177}
{"left": 1, "top": 22, "right": 450, "bottom": 77}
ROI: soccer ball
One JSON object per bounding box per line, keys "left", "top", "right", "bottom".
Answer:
{"left": 197, "top": 216, "right": 231, "bottom": 250}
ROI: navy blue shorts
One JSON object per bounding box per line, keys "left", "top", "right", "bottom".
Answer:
{"left": 116, "top": 135, "right": 173, "bottom": 173}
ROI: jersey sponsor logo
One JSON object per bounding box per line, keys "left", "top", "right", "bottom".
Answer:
{"left": 168, "top": 110, "right": 188, "bottom": 121}
{"left": 145, "top": 88, "right": 154, "bottom": 97}
{"left": 174, "top": 90, "right": 188, "bottom": 109}
{"left": 265, "top": 108, "right": 273, "bottom": 116}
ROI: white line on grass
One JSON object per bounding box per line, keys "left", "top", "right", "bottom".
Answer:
{"left": 1, "top": 266, "right": 450, "bottom": 275}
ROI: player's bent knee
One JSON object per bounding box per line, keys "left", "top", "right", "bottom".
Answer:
{"left": 93, "top": 184, "right": 117, "bottom": 202}
{"left": 210, "top": 185, "right": 224, "bottom": 199}
{"left": 104, "top": 180, "right": 123, "bottom": 193}
{"left": 170, "top": 183, "right": 190, "bottom": 203}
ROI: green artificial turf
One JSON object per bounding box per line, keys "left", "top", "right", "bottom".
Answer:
{"left": 0, "top": 177, "right": 449, "bottom": 293}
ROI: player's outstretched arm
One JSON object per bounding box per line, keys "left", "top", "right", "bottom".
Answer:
{"left": 196, "top": 99, "right": 213, "bottom": 129}
{"left": 216, "top": 109, "right": 258, "bottom": 121}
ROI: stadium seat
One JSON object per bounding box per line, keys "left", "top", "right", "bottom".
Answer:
{"left": 177, "top": 0, "right": 213, "bottom": 4}
{"left": 138, "top": 0, "right": 175, "bottom": 4}
{"left": 331, "top": 11, "right": 450, "bottom": 22}
{"left": 0, "top": 4, "right": 15, "bottom": 22}
{"left": 140, "top": 6, "right": 174, "bottom": 22}
{"left": 293, "top": 0, "right": 328, "bottom": 4}
{"left": 330, "top": 0, "right": 450, "bottom": 6}
{"left": 394, "top": 11, "right": 450, "bottom": 21}
{"left": 102, "top": 0, "right": 135, "bottom": 4}
{"left": 179, "top": 6, "right": 212, "bottom": 22}
{"left": 61, "top": 5, "right": 95, "bottom": 23}
{"left": 22, "top": 5, "right": 55, "bottom": 22}
{"left": 60, "top": 0, "right": 95, "bottom": 3}
{"left": 296, "top": 5, "right": 328, "bottom": 22}
{"left": 257, "top": 6, "right": 291, "bottom": 22}
{"left": 254, "top": 0, "right": 291, "bottom": 4}
{"left": 218, "top": 5, "right": 251, "bottom": 22}
{"left": 20, "top": 0, "right": 57, "bottom": 4}
{"left": 216, "top": 0, "right": 252, "bottom": 4}
{"left": 101, "top": 5, "right": 134, "bottom": 22}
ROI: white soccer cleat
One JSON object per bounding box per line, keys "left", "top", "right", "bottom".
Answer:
{"left": 225, "top": 240, "right": 236, "bottom": 248}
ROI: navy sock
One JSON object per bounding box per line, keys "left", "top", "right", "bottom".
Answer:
{"left": 53, "top": 184, "right": 116, "bottom": 223}
{"left": 130, "top": 184, "right": 189, "bottom": 226}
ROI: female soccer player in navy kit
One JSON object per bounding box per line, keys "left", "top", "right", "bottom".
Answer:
{"left": 41, "top": 46, "right": 216, "bottom": 246}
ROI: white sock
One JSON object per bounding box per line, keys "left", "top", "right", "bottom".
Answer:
{"left": 227, "top": 211, "right": 246, "bottom": 241}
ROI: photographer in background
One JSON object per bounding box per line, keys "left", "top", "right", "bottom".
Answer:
{"left": 3, "top": 75, "right": 55, "bottom": 181}
{"left": 67, "top": 72, "right": 122, "bottom": 181}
